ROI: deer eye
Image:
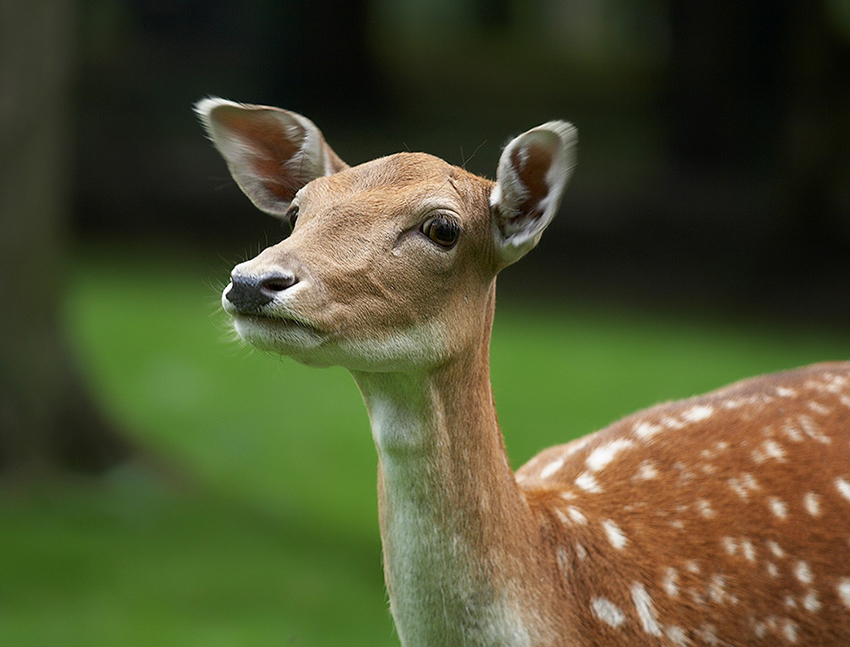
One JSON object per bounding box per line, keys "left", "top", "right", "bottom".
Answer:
{"left": 284, "top": 205, "right": 299, "bottom": 232}
{"left": 421, "top": 214, "right": 461, "bottom": 248}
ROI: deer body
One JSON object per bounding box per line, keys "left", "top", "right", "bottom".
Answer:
{"left": 196, "top": 98, "right": 850, "bottom": 646}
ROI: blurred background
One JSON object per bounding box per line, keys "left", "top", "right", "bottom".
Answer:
{"left": 3, "top": 1, "right": 850, "bottom": 645}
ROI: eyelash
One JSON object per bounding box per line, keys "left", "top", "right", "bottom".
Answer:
{"left": 421, "top": 213, "right": 461, "bottom": 248}
{"left": 284, "top": 205, "right": 299, "bottom": 232}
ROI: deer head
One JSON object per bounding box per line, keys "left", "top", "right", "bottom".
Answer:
{"left": 196, "top": 98, "right": 576, "bottom": 372}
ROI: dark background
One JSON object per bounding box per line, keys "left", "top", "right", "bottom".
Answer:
{"left": 73, "top": 0, "right": 850, "bottom": 322}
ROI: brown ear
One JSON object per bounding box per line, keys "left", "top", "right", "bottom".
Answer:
{"left": 490, "top": 121, "right": 577, "bottom": 267}
{"left": 195, "top": 98, "right": 348, "bottom": 217}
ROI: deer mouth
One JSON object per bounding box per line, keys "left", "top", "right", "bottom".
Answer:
{"left": 230, "top": 311, "right": 327, "bottom": 354}
{"left": 222, "top": 282, "right": 320, "bottom": 329}
{"left": 233, "top": 311, "right": 320, "bottom": 333}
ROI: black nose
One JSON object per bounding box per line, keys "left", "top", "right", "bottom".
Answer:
{"left": 226, "top": 272, "right": 298, "bottom": 313}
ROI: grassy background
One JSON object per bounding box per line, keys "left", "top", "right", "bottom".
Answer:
{"left": 2, "top": 245, "right": 848, "bottom": 646}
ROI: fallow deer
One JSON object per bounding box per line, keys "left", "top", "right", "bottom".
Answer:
{"left": 196, "top": 97, "right": 850, "bottom": 646}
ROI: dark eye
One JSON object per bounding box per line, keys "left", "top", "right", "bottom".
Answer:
{"left": 421, "top": 214, "right": 461, "bottom": 248}
{"left": 284, "top": 205, "right": 299, "bottom": 233}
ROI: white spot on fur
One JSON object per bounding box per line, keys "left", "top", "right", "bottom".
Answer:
{"left": 839, "top": 579, "right": 850, "bottom": 609}
{"left": 769, "top": 496, "right": 789, "bottom": 519}
{"left": 807, "top": 400, "right": 832, "bottom": 415}
{"left": 662, "top": 567, "right": 679, "bottom": 597}
{"left": 803, "top": 590, "right": 821, "bottom": 612}
{"left": 806, "top": 375, "right": 849, "bottom": 395}
{"left": 661, "top": 415, "right": 686, "bottom": 430}
{"left": 665, "top": 625, "right": 688, "bottom": 646}
{"left": 784, "top": 619, "right": 799, "bottom": 643}
{"left": 741, "top": 539, "right": 756, "bottom": 562}
{"left": 591, "top": 597, "right": 625, "bottom": 628}
{"left": 556, "top": 547, "right": 569, "bottom": 577}
{"left": 540, "top": 457, "right": 564, "bottom": 479}
{"left": 563, "top": 436, "right": 592, "bottom": 458}
{"left": 575, "top": 472, "right": 602, "bottom": 493}
{"left": 675, "top": 462, "right": 695, "bottom": 485}
{"left": 767, "top": 540, "right": 785, "bottom": 558}
{"left": 635, "top": 460, "right": 659, "bottom": 480}
{"left": 826, "top": 373, "right": 844, "bottom": 388}
{"left": 575, "top": 543, "right": 588, "bottom": 561}
{"left": 708, "top": 574, "right": 727, "bottom": 604}
{"left": 728, "top": 473, "right": 760, "bottom": 500}
{"left": 633, "top": 420, "right": 663, "bottom": 440}
{"left": 603, "top": 519, "right": 627, "bottom": 550}
{"left": 752, "top": 439, "right": 786, "bottom": 463}
{"left": 722, "top": 536, "right": 738, "bottom": 556}
{"left": 781, "top": 421, "right": 804, "bottom": 442}
{"left": 767, "top": 562, "right": 780, "bottom": 578}
{"left": 586, "top": 439, "right": 635, "bottom": 472}
{"left": 631, "top": 583, "right": 662, "bottom": 636}
{"left": 566, "top": 506, "right": 587, "bottom": 525}
{"left": 804, "top": 492, "right": 822, "bottom": 517}
{"left": 697, "top": 499, "right": 715, "bottom": 518}
{"left": 682, "top": 404, "right": 714, "bottom": 422}
{"left": 554, "top": 509, "right": 571, "bottom": 526}
{"left": 696, "top": 623, "right": 718, "bottom": 643}
{"left": 795, "top": 561, "right": 813, "bottom": 585}
{"left": 776, "top": 387, "right": 797, "bottom": 397}
{"left": 836, "top": 477, "right": 850, "bottom": 502}
{"left": 686, "top": 560, "right": 700, "bottom": 574}
{"left": 800, "top": 415, "right": 831, "bottom": 444}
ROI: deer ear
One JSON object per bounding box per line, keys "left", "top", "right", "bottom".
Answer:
{"left": 491, "top": 121, "right": 577, "bottom": 266}
{"left": 195, "top": 98, "right": 349, "bottom": 217}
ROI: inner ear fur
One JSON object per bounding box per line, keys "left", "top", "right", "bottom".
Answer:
{"left": 195, "top": 98, "right": 348, "bottom": 217}
{"left": 491, "top": 121, "right": 577, "bottom": 266}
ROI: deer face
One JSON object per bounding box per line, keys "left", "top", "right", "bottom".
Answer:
{"left": 197, "top": 99, "right": 576, "bottom": 371}
{"left": 224, "top": 153, "right": 497, "bottom": 370}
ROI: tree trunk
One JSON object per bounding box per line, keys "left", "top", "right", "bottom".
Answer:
{"left": 0, "top": 0, "right": 133, "bottom": 478}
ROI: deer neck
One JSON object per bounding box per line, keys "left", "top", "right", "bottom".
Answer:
{"left": 350, "top": 295, "right": 547, "bottom": 647}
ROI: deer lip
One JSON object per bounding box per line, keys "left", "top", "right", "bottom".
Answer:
{"left": 236, "top": 311, "right": 321, "bottom": 333}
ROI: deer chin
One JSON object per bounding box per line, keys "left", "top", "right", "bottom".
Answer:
{"left": 234, "top": 310, "right": 453, "bottom": 371}
{"left": 231, "top": 313, "right": 327, "bottom": 357}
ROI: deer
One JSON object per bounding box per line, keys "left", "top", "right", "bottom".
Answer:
{"left": 196, "top": 97, "right": 850, "bottom": 646}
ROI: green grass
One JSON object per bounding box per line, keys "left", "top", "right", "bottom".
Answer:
{"left": 3, "top": 243, "right": 848, "bottom": 646}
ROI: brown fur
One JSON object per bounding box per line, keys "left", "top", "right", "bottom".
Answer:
{"left": 519, "top": 362, "right": 850, "bottom": 644}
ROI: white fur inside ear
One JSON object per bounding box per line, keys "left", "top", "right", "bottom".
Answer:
{"left": 194, "top": 97, "right": 342, "bottom": 217}
{"left": 491, "top": 121, "right": 577, "bottom": 265}
{"left": 194, "top": 96, "right": 232, "bottom": 133}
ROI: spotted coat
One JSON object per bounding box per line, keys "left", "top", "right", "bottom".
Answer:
{"left": 519, "top": 362, "right": 850, "bottom": 645}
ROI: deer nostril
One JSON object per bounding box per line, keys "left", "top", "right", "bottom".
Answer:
{"left": 260, "top": 274, "right": 297, "bottom": 293}
{"left": 226, "top": 272, "right": 298, "bottom": 313}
